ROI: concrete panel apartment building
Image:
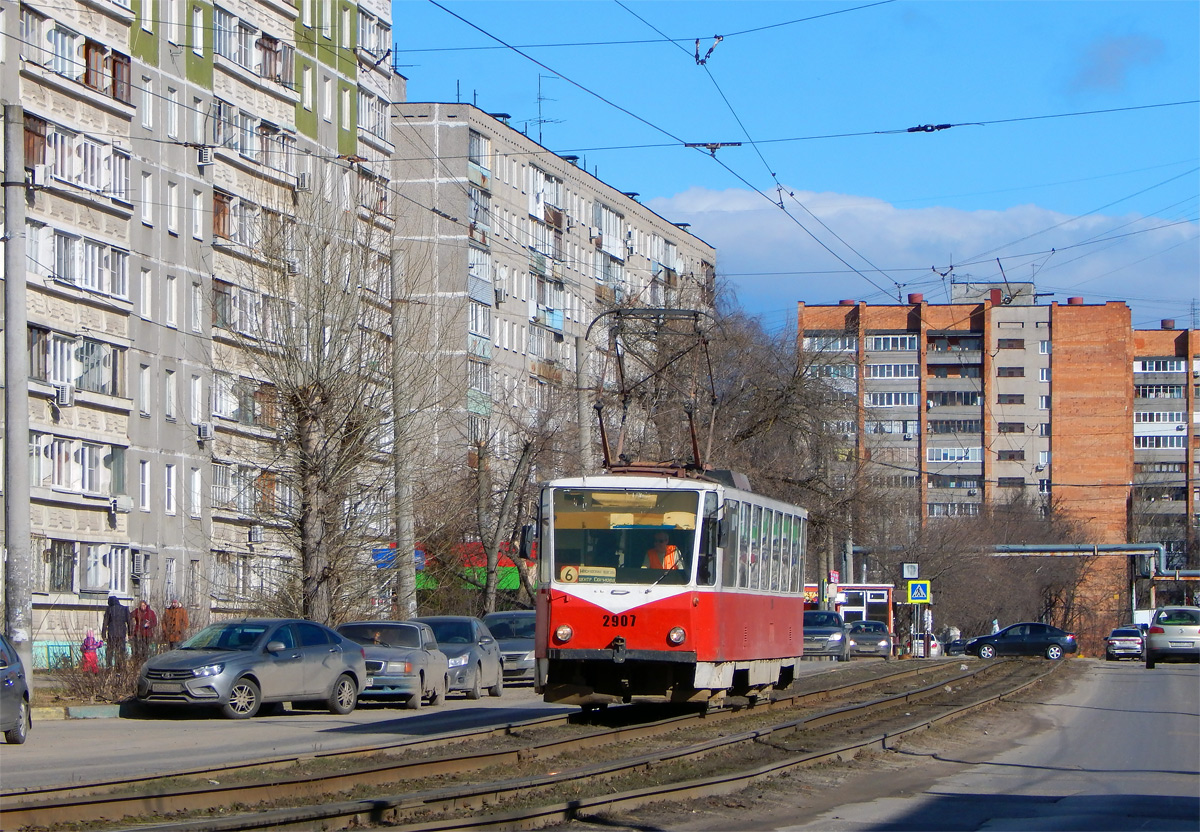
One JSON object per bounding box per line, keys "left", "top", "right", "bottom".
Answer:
{"left": 1, "top": 0, "right": 714, "bottom": 659}
{"left": 797, "top": 284, "right": 1198, "bottom": 569}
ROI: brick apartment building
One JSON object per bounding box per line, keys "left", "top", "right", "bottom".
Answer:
{"left": 797, "top": 283, "right": 1197, "bottom": 642}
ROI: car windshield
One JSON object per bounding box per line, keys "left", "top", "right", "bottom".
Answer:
{"left": 1110, "top": 629, "right": 1141, "bottom": 638}
{"left": 850, "top": 621, "right": 886, "bottom": 633}
{"left": 485, "top": 617, "right": 536, "bottom": 639}
{"left": 339, "top": 624, "right": 421, "bottom": 648}
{"left": 182, "top": 623, "right": 268, "bottom": 651}
{"left": 804, "top": 612, "right": 842, "bottom": 628}
{"left": 424, "top": 620, "right": 475, "bottom": 644}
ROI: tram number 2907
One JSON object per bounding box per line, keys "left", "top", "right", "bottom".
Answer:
{"left": 602, "top": 614, "right": 636, "bottom": 627}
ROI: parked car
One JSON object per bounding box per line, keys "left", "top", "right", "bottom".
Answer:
{"left": 336, "top": 621, "right": 449, "bottom": 709}
{"left": 137, "top": 618, "right": 367, "bottom": 718}
{"left": 846, "top": 619, "right": 893, "bottom": 659}
{"left": 944, "top": 638, "right": 969, "bottom": 656}
{"left": 0, "top": 634, "right": 31, "bottom": 744}
{"left": 907, "top": 632, "right": 942, "bottom": 658}
{"left": 964, "top": 622, "right": 1077, "bottom": 660}
{"left": 482, "top": 610, "right": 537, "bottom": 682}
{"left": 802, "top": 610, "right": 849, "bottom": 661}
{"left": 1144, "top": 606, "right": 1200, "bottom": 669}
{"left": 1104, "top": 627, "right": 1145, "bottom": 661}
{"left": 412, "top": 616, "right": 503, "bottom": 698}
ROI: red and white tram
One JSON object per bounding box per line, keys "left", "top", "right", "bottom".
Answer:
{"left": 533, "top": 471, "right": 809, "bottom": 708}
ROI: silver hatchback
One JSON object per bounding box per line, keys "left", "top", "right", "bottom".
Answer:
{"left": 1145, "top": 606, "right": 1200, "bottom": 669}
{"left": 137, "top": 618, "right": 367, "bottom": 718}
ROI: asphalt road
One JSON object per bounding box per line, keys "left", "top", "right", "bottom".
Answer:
{"left": 776, "top": 659, "right": 1200, "bottom": 832}
{"left": 1, "top": 683, "right": 567, "bottom": 791}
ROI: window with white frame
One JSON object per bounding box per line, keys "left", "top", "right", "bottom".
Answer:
{"left": 1039, "top": 394, "right": 1051, "bottom": 409}
{"left": 1134, "top": 435, "right": 1186, "bottom": 449}
{"left": 139, "top": 364, "right": 151, "bottom": 414}
{"left": 139, "top": 459, "right": 150, "bottom": 509}
{"left": 1135, "top": 384, "right": 1183, "bottom": 399}
{"left": 141, "top": 76, "right": 153, "bottom": 127}
{"left": 190, "top": 374, "right": 204, "bottom": 422}
{"left": 1135, "top": 359, "right": 1186, "bottom": 373}
{"left": 866, "top": 391, "right": 918, "bottom": 408}
{"left": 926, "top": 446, "right": 983, "bottom": 463}
{"left": 468, "top": 359, "right": 490, "bottom": 394}
{"left": 868, "top": 334, "right": 918, "bottom": 351}
{"left": 165, "top": 463, "right": 176, "bottom": 514}
{"left": 865, "top": 364, "right": 917, "bottom": 378}
{"left": 1039, "top": 367, "right": 1051, "bottom": 382}
{"left": 1134, "top": 411, "right": 1185, "bottom": 423}
{"left": 211, "top": 461, "right": 233, "bottom": 507}
{"left": 192, "top": 5, "right": 204, "bottom": 54}
{"left": 164, "top": 369, "right": 177, "bottom": 419}
{"left": 1039, "top": 340, "right": 1051, "bottom": 354}
{"left": 803, "top": 334, "right": 857, "bottom": 352}
{"left": 140, "top": 172, "right": 153, "bottom": 224}
{"left": 190, "top": 283, "right": 203, "bottom": 331}
{"left": 167, "top": 181, "right": 179, "bottom": 234}
{"left": 166, "top": 87, "right": 179, "bottom": 137}
{"left": 468, "top": 300, "right": 491, "bottom": 337}
{"left": 165, "top": 275, "right": 177, "bottom": 327}
{"left": 189, "top": 467, "right": 202, "bottom": 517}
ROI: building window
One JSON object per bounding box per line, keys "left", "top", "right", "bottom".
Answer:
{"left": 997, "top": 338, "right": 1024, "bottom": 350}
{"left": 1134, "top": 435, "right": 1186, "bottom": 449}
{"left": 468, "top": 359, "right": 490, "bottom": 394}
{"left": 140, "top": 172, "right": 153, "bottom": 225}
{"left": 189, "top": 467, "right": 202, "bottom": 517}
{"left": 866, "top": 392, "right": 918, "bottom": 408}
{"left": 1038, "top": 423, "right": 1051, "bottom": 436}
{"left": 1039, "top": 340, "right": 1051, "bottom": 355}
{"left": 996, "top": 366, "right": 1024, "bottom": 378}
{"left": 926, "top": 447, "right": 983, "bottom": 463}
{"left": 928, "top": 419, "right": 981, "bottom": 434}
{"left": 165, "top": 463, "right": 176, "bottom": 514}
{"left": 997, "top": 422, "right": 1025, "bottom": 433}
{"left": 139, "top": 460, "right": 150, "bottom": 509}
{"left": 1134, "top": 384, "right": 1184, "bottom": 399}
{"left": 997, "top": 477, "right": 1026, "bottom": 488}
{"left": 1134, "top": 411, "right": 1185, "bottom": 424}
{"left": 804, "top": 335, "right": 856, "bottom": 352}
{"left": 997, "top": 394, "right": 1024, "bottom": 405}
{"left": 48, "top": 540, "right": 76, "bottom": 593}
{"left": 1134, "top": 359, "right": 1185, "bottom": 373}
{"left": 164, "top": 369, "right": 176, "bottom": 419}
{"left": 865, "top": 364, "right": 917, "bottom": 379}
{"left": 1039, "top": 395, "right": 1051, "bottom": 409}
{"left": 997, "top": 450, "right": 1025, "bottom": 461}
{"left": 1039, "top": 367, "right": 1051, "bottom": 383}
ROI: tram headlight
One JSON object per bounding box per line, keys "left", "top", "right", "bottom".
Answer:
{"left": 667, "top": 627, "right": 686, "bottom": 645}
{"left": 554, "top": 624, "right": 573, "bottom": 643}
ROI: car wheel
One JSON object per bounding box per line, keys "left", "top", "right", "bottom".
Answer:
{"left": 327, "top": 673, "right": 357, "bottom": 715}
{"left": 978, "top": 644, "right": 996, "bottom": 660}
{"left": 429, "top": 675, "right": 446, "bottom": 707}
{"left": 837, "top": 648, "right": 850, "bottom": 662}
{"left": 1045, "top": 645, "right": 1064, "bottom": 660}
{"left": 222, "top": 678, "right": 261, "bottom": 719}
{"left": 466, "top": 664, "right": 483, "bottom": 700}
{"left": 4, "top": 698, "right": 29, "bottom": 744}
{"left": 1105, "top": 652, "right": 1114, "bottom": 661}
{"left": 403, "top": 674, "right": 424, "bottom": 710}
{"left": 488, "top": 668, "right": 504, "bottom": 697}
{"left": 1146, "top": 652, "right": 1156, "bottom": 670}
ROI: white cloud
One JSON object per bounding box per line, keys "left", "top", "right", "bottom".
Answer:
{"left": 649, "top": 187, "right": 1199, "bottom": 328}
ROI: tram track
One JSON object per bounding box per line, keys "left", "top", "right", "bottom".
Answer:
{"left": 1, "top": 659, "right": 1058, "bottom": 831}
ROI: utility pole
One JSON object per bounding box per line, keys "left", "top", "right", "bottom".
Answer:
{"left": 3, "top": 102, "right": 34, "bottom": 676}
{"left": 575, "top": 335, "right": 592, "bottom": 474}
{"left": 390, "top": 246, "right": 417, "bottom": 619}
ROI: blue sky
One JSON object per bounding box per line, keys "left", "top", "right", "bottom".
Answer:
{"left": 394, "top": 1, "right": 1199, "bottom": 332}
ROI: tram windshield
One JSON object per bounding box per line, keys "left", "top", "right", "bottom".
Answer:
{"left": 551, "top": 488, "right": 700, "bottom": 586}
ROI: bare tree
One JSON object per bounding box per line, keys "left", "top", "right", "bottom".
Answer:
{"left": 212, "top": 163, "right": 405, "bottom": 624}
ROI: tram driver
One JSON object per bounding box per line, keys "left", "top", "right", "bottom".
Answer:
{"left": 645, "top": 532, "right": 685, "bottom": 570}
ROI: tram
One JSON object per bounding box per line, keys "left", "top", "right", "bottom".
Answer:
{"left": 532, "top": 469, "right": 809, "bottom": 708}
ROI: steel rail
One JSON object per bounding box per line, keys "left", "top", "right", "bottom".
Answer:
{"left": 1, "top": 659, "right": 974, "bottom": 829}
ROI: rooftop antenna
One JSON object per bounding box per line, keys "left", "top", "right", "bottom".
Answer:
{"left": 533, "top": 74, "right": 563, "bottom": 145}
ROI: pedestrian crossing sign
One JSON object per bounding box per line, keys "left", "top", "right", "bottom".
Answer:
{"left": 907, "top": 580, "right": 931, "bottom": 604}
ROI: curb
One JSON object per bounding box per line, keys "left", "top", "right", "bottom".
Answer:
{"left": 32, "top": 704, "right": 122, "bottom": 721}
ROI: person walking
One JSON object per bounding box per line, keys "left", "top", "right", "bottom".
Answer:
{"left": 131, "top": 599, "right": 158, "bottom": 663}
{"left": 80, "top": 629, "right": 103, "bottom": 673}
{"left": 101, "top": 596, "right": 131, "bottom": 669}
{"left": 161, "top": 599, "right": 189, "bottom": 649}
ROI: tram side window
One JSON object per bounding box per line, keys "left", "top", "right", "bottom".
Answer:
{"left": 721, "top": 499, "right": 739, "bottom": 589}
{"left": 697, "top": 492, "right": 717, "bottom": 586}
{"left": 739, "top": 502, "right": 752, "bottom": 588}
{"left": 791, "top": 516, "right": 804, "bottom": 592}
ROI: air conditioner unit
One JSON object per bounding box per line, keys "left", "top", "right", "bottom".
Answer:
{"left": 903, "top": 433, "right": 914, "bottom": 441}
{"left": 494, "top": 287, "right": 504, "bottom": 305}
{"left": 30, "top": 164, "right": 51, "bottom": 187}
{"left": 196, "top": 422, "right": 215, "bottom": 441}
{"left": 967, "top": 489, "right": 978, "bottom": 497}
{"left": 54, "top": 383, "right": 75, "bottom": 407}
{"left": 248, "top": 524, "right": 264, "bottom": 543}
{"left": 111, "top": 495, "right": 134, "bottom": 514}
{"left": 296, "top": 172, "right": 312, "bottom": 191}
{"left": 1035, "top": 464, "right": 1045, "bottom": 471}
{"left": 285, "top": 259, "right": 300, "bottom": 275}
{"left": 197, "top": 146, "right": 213, "bottom": 166}
{"left": 131, "top": 551, "right": 145, "bottom": 577}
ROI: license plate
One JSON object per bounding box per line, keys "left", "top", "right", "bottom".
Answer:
{"left": 1168, "top": 641, "right": 1193, "bottom": 648}
{"left": 152, "top": 682, "right": 183, "bottom": 693}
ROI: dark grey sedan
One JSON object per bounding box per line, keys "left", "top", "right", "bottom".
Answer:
{"left": 802, "top": 610, "right": 849, "bottom": 661}
{"left": 482, "top": 610, "right": 536, "bottom": 682}
{"left": 137, "top": 618, "right": 367, "bottom": 718}
{"left": 847, "top": 619, "right": 893, "bottom": 660}
{"left": 412, "top": 616, "right": 503, "bottom": 699}
{"left": 337, "top": 621, "right": 449, "bottom": 708}
{"left": 0, "top": 634, "right": 31, "bottom": 744}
